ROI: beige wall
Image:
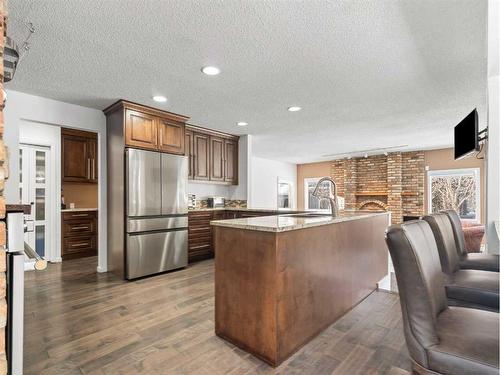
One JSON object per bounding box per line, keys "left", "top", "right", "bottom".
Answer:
{"left": 424, "top": 148, "right": 485, "bottom": 223}
{"left": 296, "top": 161, "right": 331, "bottom": 210}
{"left": 62, "top": 183, "right": 98, "bottom": 209}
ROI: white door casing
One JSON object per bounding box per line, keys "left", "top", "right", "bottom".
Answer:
{"left": 19, "top": 144, "right": 53, "bottom": 261}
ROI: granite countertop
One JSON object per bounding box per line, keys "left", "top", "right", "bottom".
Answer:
{"left": 61, "top": 208, "right": 98, "bottom": 212}
{"left": 189, "top": 207, "right": 304, "bottom": 213}
{"left": 210, "top": 211, "right": 390, "bottom": 233}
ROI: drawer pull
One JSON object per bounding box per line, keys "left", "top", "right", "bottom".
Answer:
{"left": 70, "top": 214, "right": 90, "bottom": 217}
{"left": 71, "top": 243, "right": 89, "bottom": 248}
{"left": 190, "top": 244, "right": 210, "bottom": 250}
{"left": 72, "top": 226, "right": 89, "bottom": 230}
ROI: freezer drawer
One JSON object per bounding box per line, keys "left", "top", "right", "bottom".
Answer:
{"left": 127, "top": 215, "right": 188, "bottom": 233}
{"left": 126, "top": 229, "right": 187, "bottom": 279}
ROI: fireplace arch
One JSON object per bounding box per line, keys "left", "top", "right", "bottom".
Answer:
{"left": 357, "top": 200, "right": 388, "bottom": 211}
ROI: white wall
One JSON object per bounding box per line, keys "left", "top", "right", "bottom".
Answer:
{"left": 248, "top": 156, "right": 297, "bottom": 209}
{"left": 486, "top": 0, "right": 500, "bottom": 253}
{"left": 4, "top": 90, "right": 108, "bottom": 271}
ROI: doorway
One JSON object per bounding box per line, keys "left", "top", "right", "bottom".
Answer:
{"left": 19, "top": 144, "right": 52, "bottom": 261}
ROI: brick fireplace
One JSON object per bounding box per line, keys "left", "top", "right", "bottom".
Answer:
{"left": 330, "top": 151, "right": 425, "bottom": 224}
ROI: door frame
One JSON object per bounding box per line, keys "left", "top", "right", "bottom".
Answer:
{"left": 19, "top": 140, "right": 58, "bottom": 262}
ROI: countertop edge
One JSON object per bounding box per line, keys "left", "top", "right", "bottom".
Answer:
{"left": 210, "top": 212, "right": 390, "bottom": 233}
{"left": 61, "top": 208, "right": 98, "bottom": 212}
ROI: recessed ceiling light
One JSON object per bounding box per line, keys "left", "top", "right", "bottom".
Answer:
{"left": 201, "top": 66, "right": 220, "bottom": 76}
{"left": 287, "top": 106, "right": 302, "bottom": 112}
{"left": 237, "top": 121, "right": 248, "bottom": 126}
{"left": 153, "top": 95, "right": 167, "bottom": 103}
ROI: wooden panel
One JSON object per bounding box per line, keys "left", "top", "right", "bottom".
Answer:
{"left": 185, "top": 129, "right": 194, "bottom": 179}
{"left": 62, "top": 218, "right": 96, "bottom": 237}
{"left": 212, "top": 211, "right": 226, "bottom": 220}
{"left": 62, "top": 134, "right": 89, "bottom": 183}
{"left": 185, "top": 124, "right": 240, "bottom": 185}
{"left": 275, "top": 214, "right": 389, "bottom": 362}
{"left": 125, "top": 109, "right": 158, "bottom": 150}
{"left": 62, "top": 210, "right": 97, "bottom": 220}
{"left": 158, "top": 119, "right": 185, "bottom": 155}
{"left": 188, "top": 211, "right": 213, "bottom": 262}
{"left": 224, "top": 139, "right": 238, "bottom": 184}
{"left": 214, "top": 213, "right": 390, "bottom": 366}
{"left": 210, "top": 136, "right": 225, "bottom": 181}
{"left": 215, "top": 227, "right": 278, "bottom": 365}
{"left": 62, "top": 235, "right": 97, "bottom": 257}
{"left": 62, "top": 210, "right": 98, "bottom": 260}
{"left": 193, "top": 133, "right": 210, "bottom": 181}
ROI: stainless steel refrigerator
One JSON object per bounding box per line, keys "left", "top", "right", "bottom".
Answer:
{"left": 125, "top": 148, "right": 188, "bottom": 279}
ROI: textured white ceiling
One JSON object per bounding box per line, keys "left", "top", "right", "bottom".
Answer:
{"left": 5, "top": 0, "right": 488, "bottom": 163}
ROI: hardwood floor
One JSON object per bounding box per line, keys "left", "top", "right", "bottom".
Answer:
{"left": 24, "top": 257, "right": 412, "bottom": 374}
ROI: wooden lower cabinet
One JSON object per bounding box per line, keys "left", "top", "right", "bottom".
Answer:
{"left": 62, "top": 210, "right": 98, "bottom": 260}
{"left": 188, "top": 210, "right": 272, "bottom": 263}
{"left": 188, "top": 211, "right": 213, "bottom": 262}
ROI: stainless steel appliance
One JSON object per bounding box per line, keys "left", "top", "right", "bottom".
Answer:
{"left": 207, "top": 196, "right": 225, "bottom": 208}
{"left": 126, "top": 148, "right": 188, "bottom": 279}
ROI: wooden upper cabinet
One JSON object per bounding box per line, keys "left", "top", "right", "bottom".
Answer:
{"left": 224, "top": 138, "right": 238, "bottom": 184}
{"left": 62, "top": 128, "right": 98, "bottom": 184}
{"left": 125, "top": 109, "right": 158, "bottom": 150}
{"left": 185, "top": 130, "right": 194, "bottom": 179}
{"left": 104, "top": 100, "right": 240, "bottom": 184}
{"left": 193, "top": 133, "right": 210, "bottom": 181}
{"left": 185, "top": 124, "right": 239, "bottom": 185}
{"left": 210, "top": 136, "right": 225, "bottom": 182}
{"left": 158, "top": 119, "right": 185, "bottom": 155}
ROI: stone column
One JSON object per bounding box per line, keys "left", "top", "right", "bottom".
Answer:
{"left": 344, "top": 158, "right": 357, "bottom": 210}
{"left": 387, "top": 152, "right": 403, "bottom": 224}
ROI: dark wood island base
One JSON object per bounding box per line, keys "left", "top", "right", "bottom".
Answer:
{"left": 213, "top": 212, "right": 390, "bottom": 366}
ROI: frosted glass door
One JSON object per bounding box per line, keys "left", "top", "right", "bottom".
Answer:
{"left": 20, "top": 145, "right": 50, "bottom": 259}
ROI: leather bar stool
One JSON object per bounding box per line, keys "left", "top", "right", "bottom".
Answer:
{"left": 386, "top": 221, "right": 499, "bottom": 375}
{"left": 444, "top": 210, "right": 499, "bottom": 272}
{"left": 423, "top": 213, "right": 499, "bottom": 312}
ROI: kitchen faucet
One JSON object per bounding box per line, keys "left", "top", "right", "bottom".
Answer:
{"left": 312, "top": 177, "right": 339, "bottom": 217}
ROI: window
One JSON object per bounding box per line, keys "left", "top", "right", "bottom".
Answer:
{"left": 304, "top": 178, "right": 331, "bottom": 211}
{"left": 428, "top": 168, "right": 480, "bottom": 221}
{"left": 277, "top": 179, "right": 293, "bottom": 209}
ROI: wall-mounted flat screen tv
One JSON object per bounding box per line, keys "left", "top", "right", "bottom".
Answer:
{"left": 454, "top": 109, "right": 479, "bottom": 160}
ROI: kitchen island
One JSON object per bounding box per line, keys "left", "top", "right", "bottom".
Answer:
{"left": 212, "top": 211, "right": 390, "bottom": 366}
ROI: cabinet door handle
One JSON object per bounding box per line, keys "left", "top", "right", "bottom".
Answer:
{"left": 71, "top": 243, "right": 89, "bottom": 248}
{"left": 87, "top": 158, "right": 91, "bottom": 179}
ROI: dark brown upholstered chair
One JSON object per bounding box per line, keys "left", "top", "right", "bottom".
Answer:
{"left": 422, "top": 213, "right": 499, "bottom": 312}
{"left": 386, "top": 221, "right": 499, "bottom": 375}
{"left": 444, "top": 210, "right": 499, "bottom": 272}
